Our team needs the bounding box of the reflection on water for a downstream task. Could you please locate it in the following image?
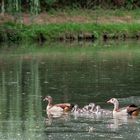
[0,41,140,139]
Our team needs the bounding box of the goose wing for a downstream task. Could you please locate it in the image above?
[48,106,64,112]
[55,103,71,108]
[55,103,72,111]
[127,105,140,116]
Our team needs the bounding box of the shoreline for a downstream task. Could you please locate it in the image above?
[0,9,140,43]
[0,22,140,43]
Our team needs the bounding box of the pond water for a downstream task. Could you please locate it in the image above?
[0,41,140,139]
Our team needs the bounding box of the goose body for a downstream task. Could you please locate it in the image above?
[43,96,73,114]
[88,103,96,113]
[107,98,140,116]
[94,105,102,115]
[71,104,83,115]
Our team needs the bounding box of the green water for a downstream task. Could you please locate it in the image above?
[0,41,140,140]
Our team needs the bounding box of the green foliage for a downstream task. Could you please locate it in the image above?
[44,0,57,5]
[0,22,140,43]
[0,0,140,15]
[30,0,40,14]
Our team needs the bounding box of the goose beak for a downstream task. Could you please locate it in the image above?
[107,100,111,103]
[43,97,47,101]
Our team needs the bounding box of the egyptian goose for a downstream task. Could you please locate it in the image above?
[71,104,83,115]
[94,105,102,115]
[93,105,112,116]
[43,95,73,114]
[107,98,140,116]
[88,103,96,113]
[82,105,90,113]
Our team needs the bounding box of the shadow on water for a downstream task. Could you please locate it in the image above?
[0,41,140,139]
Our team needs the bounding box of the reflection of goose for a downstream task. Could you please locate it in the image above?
[43,96,73,115]
[107,98,140,116]
[46,112,70,125]
[108,115,128,131]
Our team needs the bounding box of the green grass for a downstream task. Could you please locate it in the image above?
[21,22,140,38]
[0,8,140,43]
[1,22,140,42]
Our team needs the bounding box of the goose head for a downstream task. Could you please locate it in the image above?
[107,98,119,111]
[71,104,79,113]
[88,103,96,111]
[107,98,118,104]
[43,95,52,102]
[89,103,95,108]
[96,105,101,111]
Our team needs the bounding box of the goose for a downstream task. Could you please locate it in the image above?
[82,105,90,113]
[43,95,74,114]
[88,103,96,113]
[93,105,112,116]
[107,98,140,116]
[71,104,83,115]
[94,105,102,114]
[71,104,78,113]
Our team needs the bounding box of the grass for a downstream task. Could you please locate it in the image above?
[0,8,140,43]
[5,22,140,41]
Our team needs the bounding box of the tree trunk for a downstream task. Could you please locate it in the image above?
[1,0,5,16]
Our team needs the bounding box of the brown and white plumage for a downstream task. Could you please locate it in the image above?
[43,95,73,114]
[107,98,140,116]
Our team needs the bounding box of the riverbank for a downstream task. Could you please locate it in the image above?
[0,22,140,43]
[1,9,140,24]
[0,9,140,43]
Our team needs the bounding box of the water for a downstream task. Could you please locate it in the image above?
[0,41,140,140]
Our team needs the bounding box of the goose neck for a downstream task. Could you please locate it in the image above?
[113,101,119,111]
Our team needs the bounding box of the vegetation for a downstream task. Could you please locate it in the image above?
[0,1,140,43]
[0,22,140,43]
[0,0,140,16]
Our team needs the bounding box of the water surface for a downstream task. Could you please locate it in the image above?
[0,41,140,139]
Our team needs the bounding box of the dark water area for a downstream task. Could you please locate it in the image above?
[0,41,140,139]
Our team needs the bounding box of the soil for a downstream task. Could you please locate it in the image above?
[0,12,139,25]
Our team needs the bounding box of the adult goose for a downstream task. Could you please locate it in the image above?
[43,95,73,114]
[107,98,140,116]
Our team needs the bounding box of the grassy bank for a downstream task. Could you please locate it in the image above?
[0,9,140,43]
[0,22,140,43]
